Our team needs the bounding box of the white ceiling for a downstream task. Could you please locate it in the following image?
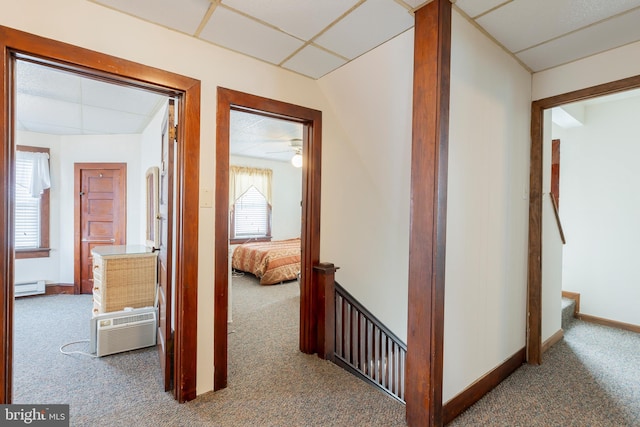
[88,0,640,77]
[457,0,640,72]
[15,1,640,160]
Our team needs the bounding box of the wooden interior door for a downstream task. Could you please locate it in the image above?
[74,163,126,294]
[158,100,175,391]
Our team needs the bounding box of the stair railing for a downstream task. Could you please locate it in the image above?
[314,263,407,403]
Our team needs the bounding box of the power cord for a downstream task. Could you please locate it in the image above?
[60,339,98,358]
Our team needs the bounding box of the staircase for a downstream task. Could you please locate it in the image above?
[561,297,576,330]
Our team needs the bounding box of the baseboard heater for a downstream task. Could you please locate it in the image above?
[89,307,157,357]
[15,280,45,297]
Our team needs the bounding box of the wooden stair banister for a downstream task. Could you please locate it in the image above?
[314,261,407,403]
[314,262,339,360]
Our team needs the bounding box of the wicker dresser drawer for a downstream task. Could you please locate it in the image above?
[91,245,157,315]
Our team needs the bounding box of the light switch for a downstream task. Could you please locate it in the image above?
[200,188,213,208]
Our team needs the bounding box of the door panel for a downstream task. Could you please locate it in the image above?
[75,164,126,295]
[158,99,175,391]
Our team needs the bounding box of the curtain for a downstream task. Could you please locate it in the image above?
[229,166,272,205]
[16,150,51,198]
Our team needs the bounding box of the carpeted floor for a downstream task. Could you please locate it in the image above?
[13,283,639,426]
[13,275,406,426]
[449,319,640,426]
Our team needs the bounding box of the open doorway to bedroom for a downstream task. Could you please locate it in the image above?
[1,26,200,404]
[214,87,322,391]
[12,58,172,406]
[227,110,304,385]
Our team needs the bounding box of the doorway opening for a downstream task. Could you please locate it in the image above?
[527,74,640,363]
[1,27,200,403]
[214,88,322,390]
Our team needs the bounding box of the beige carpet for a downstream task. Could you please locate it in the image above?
[13,274,406,426]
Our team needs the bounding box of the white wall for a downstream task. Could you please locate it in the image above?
[542,109,563,342]
[442,11,531,402]
[230,155,302,240]
[552,96,640,326]
[4,0,535,401]
[2,0,340,395]
[14,132,61,285]
[14,131,145,285]
[532,40,640,100]
[317,26,413,341]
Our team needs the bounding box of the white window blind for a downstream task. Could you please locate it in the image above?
[234,186,268,237]
[15,156,41,248]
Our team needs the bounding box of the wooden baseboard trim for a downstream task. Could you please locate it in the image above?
[561,291,580,315]
[541,329,564,354]
[45,283,75,295]
[443,347,526,424]
[577,313,640,334]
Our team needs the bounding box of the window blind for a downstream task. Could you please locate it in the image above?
[15,156,41,248]
[234,186,268,237]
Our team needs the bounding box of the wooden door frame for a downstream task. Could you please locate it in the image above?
[0,25,200,403]
[527,74,640,364]
[214,87,321,390]
[73,162,127,295]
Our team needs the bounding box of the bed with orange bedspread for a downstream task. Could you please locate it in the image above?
[232,238,301,285]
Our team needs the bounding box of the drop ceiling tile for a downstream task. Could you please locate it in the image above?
[16,94,82,132]
[19,121,83,135]
[283,45,347,79]
[200,6,305,65]
[91,0,211,34]
[314,0,414,60]
[517,7,640,71]
[455,0,511,19]
[478,0,640,53]
[221,0,360,40]
[82,78,165,115]
[82,106,148,134]
[16,61,81,103]
[401,0,430,9]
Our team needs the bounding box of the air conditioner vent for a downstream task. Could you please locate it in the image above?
[112,313,155,326]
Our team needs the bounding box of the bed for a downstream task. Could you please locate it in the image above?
[232,238,301,285]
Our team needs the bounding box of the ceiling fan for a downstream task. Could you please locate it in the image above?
[266,138,303,168]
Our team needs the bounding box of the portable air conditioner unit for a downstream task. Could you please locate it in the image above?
[89,307,157,357]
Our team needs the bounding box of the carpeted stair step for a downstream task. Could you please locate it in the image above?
[561,297,576,330]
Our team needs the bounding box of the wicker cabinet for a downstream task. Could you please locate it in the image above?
[91,245,157,315]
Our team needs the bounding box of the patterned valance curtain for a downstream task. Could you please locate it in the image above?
[16,150,51,198]
[229,166,272,206]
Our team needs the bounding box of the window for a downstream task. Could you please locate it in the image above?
[229,166,272,243]
[234,186,270,238]
[15,146,50,259]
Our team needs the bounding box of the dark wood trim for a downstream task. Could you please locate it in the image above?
[576,313,640,334]
[406,1,451,425]
[314,263,338,361]
[214,87,322,391]
[541,329,564,354]
[0,25,200,403]
[561,290,580,315]
[527,73,640,368]
[45,283,74,295]
[14,145,50,259]
[549,193,565,244]
[527,101,544,365]
[443,348,526,424]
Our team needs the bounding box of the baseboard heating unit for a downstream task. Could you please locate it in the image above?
[15,280,45,297]
[89,307,157,357]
